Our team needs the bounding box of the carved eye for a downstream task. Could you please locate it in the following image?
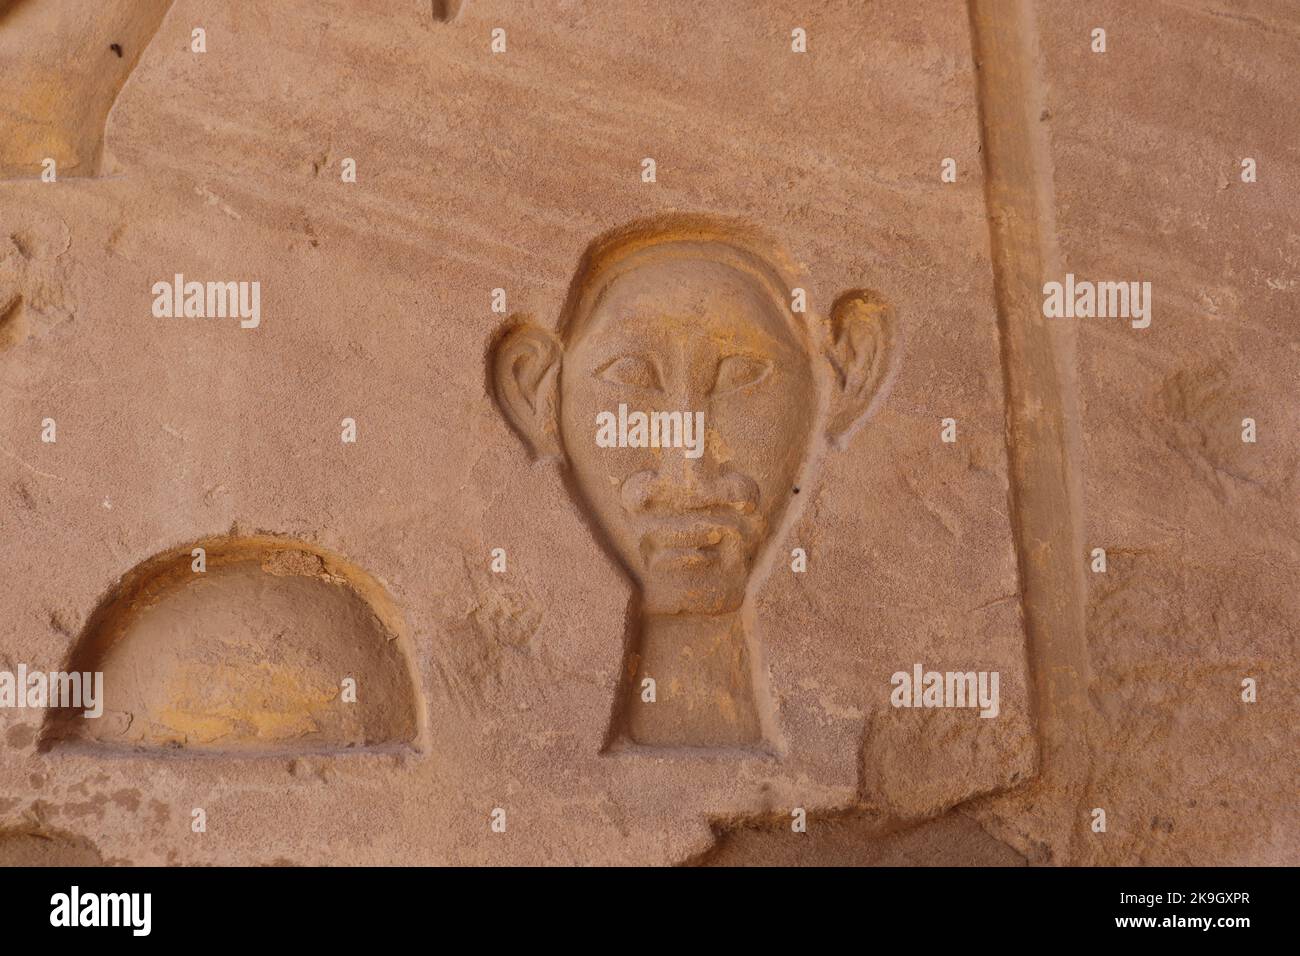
[711,355,772,394]
[596,354,662,390]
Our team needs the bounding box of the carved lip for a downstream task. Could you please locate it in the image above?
[640,520,739,569]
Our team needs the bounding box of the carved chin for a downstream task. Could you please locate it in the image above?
[626,523,760,614]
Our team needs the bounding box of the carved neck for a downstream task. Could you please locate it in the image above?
[619,610,763,749]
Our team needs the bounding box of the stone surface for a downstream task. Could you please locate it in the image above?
[0,0,1293,866]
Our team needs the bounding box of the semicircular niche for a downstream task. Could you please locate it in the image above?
[42,536,422,756]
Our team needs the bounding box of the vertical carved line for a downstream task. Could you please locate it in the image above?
[968,0,1092,859]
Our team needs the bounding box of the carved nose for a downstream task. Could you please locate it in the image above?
[620,464,759,516]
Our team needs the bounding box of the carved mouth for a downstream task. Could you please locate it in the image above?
[639,521,739,570]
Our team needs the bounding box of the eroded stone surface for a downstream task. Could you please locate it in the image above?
[961,0,1299,868]
[0,0,1291,866]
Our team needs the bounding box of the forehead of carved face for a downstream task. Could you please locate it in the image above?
[559,250,819,615]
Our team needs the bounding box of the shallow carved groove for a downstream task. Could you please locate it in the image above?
[967,0,1087,852]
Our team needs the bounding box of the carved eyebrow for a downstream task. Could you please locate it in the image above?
[578,312,804,370]
[714,345,773,360]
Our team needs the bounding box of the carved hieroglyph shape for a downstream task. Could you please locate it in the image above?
[0,0,173,178]
[42,535,423,755]
[491,216,898,751]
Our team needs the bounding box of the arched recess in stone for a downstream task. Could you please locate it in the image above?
[41,535,423,756]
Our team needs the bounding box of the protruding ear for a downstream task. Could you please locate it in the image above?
[490,320,562,460]
[824,289,897,449]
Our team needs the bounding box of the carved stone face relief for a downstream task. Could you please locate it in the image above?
[563,251,817,618]
[492,217,897,752]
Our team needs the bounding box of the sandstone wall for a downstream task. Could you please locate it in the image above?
[0,0,1293,866]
